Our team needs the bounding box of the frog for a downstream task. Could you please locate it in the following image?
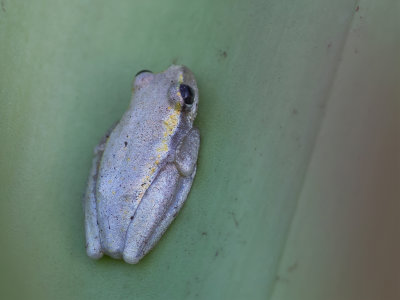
[84,65,200,264]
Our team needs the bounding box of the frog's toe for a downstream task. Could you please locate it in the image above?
[97,214,128,259]
[101,238,124,259]
[122,250,141,264]
[85,218,104,259]
[86,242,103,260]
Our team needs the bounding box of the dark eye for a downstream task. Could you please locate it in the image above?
[135,69,152,76]
[179,84,194,105]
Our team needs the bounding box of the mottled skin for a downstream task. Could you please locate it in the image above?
[84,65,200,264]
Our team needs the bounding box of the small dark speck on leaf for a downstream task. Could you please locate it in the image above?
[327,42,332,49]
[215,250,219,257]
[288,262,298,272]
[130,216,134,220]
[230,212,239,228]
[201,232,207,236]
[292,108,298,115]
[124,141,128,147]
[275,275,289,283]
[217,49,228,59]
[355,5,359,12]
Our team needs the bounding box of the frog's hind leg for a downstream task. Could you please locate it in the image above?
[84,123,117,259]
[122,128,199,264]
[141,166,196,257]
[122,164,182,264]
[84,149,103,259]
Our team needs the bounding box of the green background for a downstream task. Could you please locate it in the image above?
[1,0,399,299]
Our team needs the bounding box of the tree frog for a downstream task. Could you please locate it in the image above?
[84,65,200,264]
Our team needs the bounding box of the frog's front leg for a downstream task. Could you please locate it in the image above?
[175,127,200,176]
[84,124,117,259]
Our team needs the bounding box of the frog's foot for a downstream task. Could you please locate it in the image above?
[122,164,182,264]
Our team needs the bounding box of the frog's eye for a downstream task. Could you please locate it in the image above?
[179,84,194,106]
[135,70,152,76]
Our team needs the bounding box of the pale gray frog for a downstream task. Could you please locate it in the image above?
[84,65,200,264]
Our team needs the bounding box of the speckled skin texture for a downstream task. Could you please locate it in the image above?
[84,65,200,264]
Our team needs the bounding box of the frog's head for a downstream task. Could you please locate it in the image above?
[133,65,199,125]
